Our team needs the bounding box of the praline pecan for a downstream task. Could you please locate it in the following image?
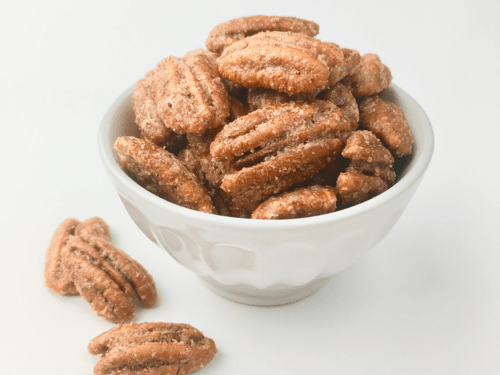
[218,31,345,95]
[114,136,216,214]
[88,322,217,375]
[337,130,396,205]
[358,95,413,157]
[206,15,319,54]
[151,49,230,134]
[62,234,158,323]
[341,53,392,97]
[45,217,114,295]
[252,185,337,219]
[44,218,80,295]
[210,100,349,211]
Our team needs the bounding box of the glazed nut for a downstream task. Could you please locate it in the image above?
[252,185,337,219]
[62,234,158,323]
[88,322,217,375]
[341,53,392,97]
[358,95,413,157]
[218,31,345,95]
[206,15,319,54]
[114,136,216,214]
[151,49,230,134]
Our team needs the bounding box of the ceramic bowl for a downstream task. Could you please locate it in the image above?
[98,84,434,306]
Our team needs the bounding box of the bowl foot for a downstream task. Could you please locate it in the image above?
[198,275,331,306]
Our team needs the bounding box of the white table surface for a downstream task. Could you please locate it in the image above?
[1,1,499,374]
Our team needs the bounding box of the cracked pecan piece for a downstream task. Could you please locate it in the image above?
[62,235,158,323]
[89,322,217,375]
[341,53,392,97]
[206,15,319,54]
[252,185,337,219]
[114,136,215,214]
[151,49,230,134]
[210,100,348,211]
[218,31,345,95]
[358,95,413,157]
[337,130,396,205]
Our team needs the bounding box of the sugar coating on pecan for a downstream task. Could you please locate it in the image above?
[358,95,413,157]
[341,53,392,97]
[62,235,158,323]
[44,218,80,295]
[133,70,172,146]
[74,217,112,243]
[89,322,217,375]
[218,31,344,94]
[323,82,359,128]
[114,136,215,214]
[252,185,337,219]
[206,15,319,54]
[151,49,230,134]
[247,87,320,111]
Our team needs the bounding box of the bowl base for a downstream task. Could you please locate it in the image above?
[198,275,331,306]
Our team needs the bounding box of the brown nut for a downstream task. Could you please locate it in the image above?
[206,15,319,54]
[88,322,217,375]
[252,185,337,219]
[323,82,359,128]
[336,170,389,205]
[151,49,230,134]
[247,87,320,112]
[75,217,112,243]
[62,235,158,323]
[341,53,392,97]
[114,136,216,214]
[218,31,345,95]
[358,95,413,157]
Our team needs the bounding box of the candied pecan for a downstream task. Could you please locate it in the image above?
[210,101,347,210]
[44,218,80,295]
[336,170,389,205]
[133,70,172,147]
[62,235,158,323]
[341,53,392,97]
[247,87,320,111]
[336,130,396,205]
[88,322,217,375]
[206,15,319,54]
[218,31,345,94]
[358,95,413,157]
[323,82,359,128]
[114,136,215,214]
[341,48,362,78]
[151,49,230,134]
[252,185,337,219]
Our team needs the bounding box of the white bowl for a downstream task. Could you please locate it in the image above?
[99,84,434,306]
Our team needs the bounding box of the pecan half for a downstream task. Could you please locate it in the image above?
[218,31,345,95]
[210,100,349,210]
[44,218,80,295]
[152,49,230,134]
[62,235,158,323]
[206,15,319,54]
[341,53,392,97]
[114,136,216,214]
[337,130,396,205]
[358,95,413,157]
[88,322,217,375]
[252,185,337,219]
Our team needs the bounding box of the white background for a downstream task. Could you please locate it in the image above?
[1,0,499,374]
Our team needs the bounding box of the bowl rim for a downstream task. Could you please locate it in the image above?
[99,83,434,231]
